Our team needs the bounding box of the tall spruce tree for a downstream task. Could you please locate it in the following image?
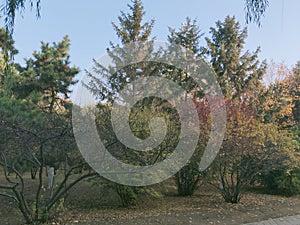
[87,0,155,102]
[87,0,159,207]
[112,0,154,44]
[204,16,266,100]
[167,18,207,196]
[166,18,204,96]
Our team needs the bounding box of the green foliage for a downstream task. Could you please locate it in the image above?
[115,184,139,207]
[112,0,154,44]
[86,1,161,208]
[166,17,204,98]
[92,176,162,207]
[5,36,80,169]
[252,61,300,197]
[0,34,85,224]
[95,101,179,167]
[0,28,18,56]
[204,16,266,100]
[166,18,209,196]
[261,167,300,196]
[0,3,295,224]
[175,163,202,196]
[15,35,79,112]
[87,0,156,102]
[168,17,203,56]
[94,101,178,205]
[203,16,271,203]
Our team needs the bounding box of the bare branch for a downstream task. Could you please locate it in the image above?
[0,192,18,202]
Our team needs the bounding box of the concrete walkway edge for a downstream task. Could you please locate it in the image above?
[244,214,300,225]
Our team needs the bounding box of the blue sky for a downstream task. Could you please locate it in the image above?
[11,0,300,71]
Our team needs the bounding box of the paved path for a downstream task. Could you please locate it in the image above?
[245,215,300,225]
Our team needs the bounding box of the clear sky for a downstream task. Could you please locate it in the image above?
[10,0,300,71]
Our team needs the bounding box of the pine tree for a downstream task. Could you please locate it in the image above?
[15,36,79,113]
[0,35,88,223]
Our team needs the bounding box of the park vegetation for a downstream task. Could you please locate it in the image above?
[0,0,299,224]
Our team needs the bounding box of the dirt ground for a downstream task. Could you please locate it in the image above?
[1,178,300,225]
